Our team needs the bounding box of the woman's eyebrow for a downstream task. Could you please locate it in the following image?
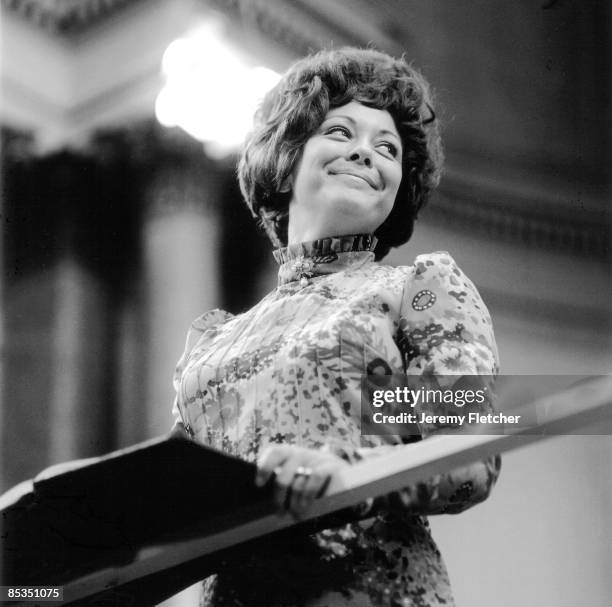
[321,114,355,127]
[378,128,401,142]
[323,115,401,141]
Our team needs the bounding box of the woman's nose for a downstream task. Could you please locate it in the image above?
[348,143,373,166]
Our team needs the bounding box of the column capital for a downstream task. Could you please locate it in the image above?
[89,120,231,219]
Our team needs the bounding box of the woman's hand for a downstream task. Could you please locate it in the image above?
[255,444,349,520]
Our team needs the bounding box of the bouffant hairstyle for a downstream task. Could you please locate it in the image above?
[238,47,443,260]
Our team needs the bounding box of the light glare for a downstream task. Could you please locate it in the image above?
[155,23,280,155]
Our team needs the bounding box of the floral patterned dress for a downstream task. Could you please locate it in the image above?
[172,234,501,607]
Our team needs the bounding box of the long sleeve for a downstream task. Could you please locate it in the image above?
[394,252,500,513]
[339,252,501,516]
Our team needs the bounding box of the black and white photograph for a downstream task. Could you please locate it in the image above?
[1,1,611,606]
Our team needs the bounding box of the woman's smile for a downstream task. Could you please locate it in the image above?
[328,168,381,190]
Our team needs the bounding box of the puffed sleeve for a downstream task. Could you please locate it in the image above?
[171,309,235,438]
[392,251,501,513]
[339,252,501,516]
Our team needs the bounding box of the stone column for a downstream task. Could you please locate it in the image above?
[48,256,111,463]
[141,149,224,439]
[138,137,225,607]
[2,145,117,487]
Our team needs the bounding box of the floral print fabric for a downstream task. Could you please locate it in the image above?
[172,234,501,607]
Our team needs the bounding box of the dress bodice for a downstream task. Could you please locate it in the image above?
[172,235,500,607]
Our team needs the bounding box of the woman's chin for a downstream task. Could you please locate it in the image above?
[326,200,390,233]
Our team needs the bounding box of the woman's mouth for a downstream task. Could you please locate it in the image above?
[329,170,380,190]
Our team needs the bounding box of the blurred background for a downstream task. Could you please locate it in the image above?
[1,0,611,605]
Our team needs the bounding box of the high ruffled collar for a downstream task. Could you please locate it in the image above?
[273,234,377,286]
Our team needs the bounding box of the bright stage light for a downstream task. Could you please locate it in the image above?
[155,22,281,157]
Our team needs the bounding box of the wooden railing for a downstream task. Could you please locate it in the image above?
[5,375,612,606]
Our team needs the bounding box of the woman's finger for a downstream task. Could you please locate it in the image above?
[315,474,332,498]
[274,471,299,513]
[255,446,348,517]
[287,467,311,516]
[289,467,316,518]
[259,451,299,512]
[255,444,291,487]
[272,457,304,512]
[294,468,333,516]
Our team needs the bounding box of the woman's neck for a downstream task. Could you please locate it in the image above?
[287,211,368,245]
[287,210,327,245]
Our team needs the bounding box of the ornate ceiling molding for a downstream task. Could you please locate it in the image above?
[429,169,610,260]
[206,0,352,58]
[1,0,400,50]
[1,0,142,34]
[3,0,608,261]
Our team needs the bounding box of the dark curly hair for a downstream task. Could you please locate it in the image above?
[238,47,443,260]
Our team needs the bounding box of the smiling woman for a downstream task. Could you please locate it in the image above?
[239,47,443,260]
[171,48,500,606]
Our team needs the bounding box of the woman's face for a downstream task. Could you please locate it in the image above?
[287,101,403,242]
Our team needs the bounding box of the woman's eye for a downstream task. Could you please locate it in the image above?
[325,126,351,138]
[378,142,399,158]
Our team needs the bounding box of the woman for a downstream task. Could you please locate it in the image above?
[172,47,500,607]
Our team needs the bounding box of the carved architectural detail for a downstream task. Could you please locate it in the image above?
[430,171,610,259]
[208,0,355,57]
[1,0,142,33]
[201,1,612,261]
[4,0,608,259]
[90,120,227,218]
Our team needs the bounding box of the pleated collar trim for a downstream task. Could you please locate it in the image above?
[273,234,377,286]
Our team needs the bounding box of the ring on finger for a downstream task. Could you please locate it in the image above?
[289,468,311,512]
[294,466,313,479]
